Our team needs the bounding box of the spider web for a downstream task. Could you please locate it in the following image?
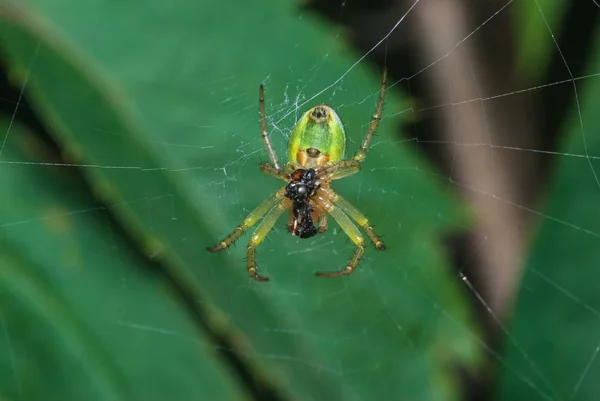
[0,0,599,400]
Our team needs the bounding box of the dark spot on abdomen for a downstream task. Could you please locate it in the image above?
[311,106,328,120]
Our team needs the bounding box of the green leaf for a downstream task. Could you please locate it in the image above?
[0,0,481,399]
[514,0,569,82]
[497,23,600,401]
[0,124,246,401]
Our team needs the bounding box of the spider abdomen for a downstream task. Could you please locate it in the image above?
[287,105,346,168]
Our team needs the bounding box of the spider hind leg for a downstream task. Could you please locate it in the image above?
[245,197,290,281]
[314,200,366,277]
[207,188,286,252]
[316,244,365,278]
[321,187,386,251]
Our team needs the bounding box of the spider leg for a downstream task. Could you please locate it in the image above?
[318,159,361,181]
[260,162,288,181]
[354,67,387,164]
[314,69,387,183]
[314,199,365,278]
[320,187,385,250]
[207,188,286,252]
[286,208,294,233]
[247,198,291,281]
[317,214,328,233]
[260,84,281,170]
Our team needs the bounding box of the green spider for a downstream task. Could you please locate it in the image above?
[207,68,388,281]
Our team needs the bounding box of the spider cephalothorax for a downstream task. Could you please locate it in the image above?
[208,68,388,281]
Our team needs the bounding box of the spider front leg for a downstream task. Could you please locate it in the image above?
[315,68,387,182]
[259,84,281,170]
[354,67,387,163]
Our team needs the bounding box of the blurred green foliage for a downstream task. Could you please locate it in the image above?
[0,0,478,400]
[0,124,246,401]
[497,22,600,401]
[1,0,599,401]
[514,0,568,82]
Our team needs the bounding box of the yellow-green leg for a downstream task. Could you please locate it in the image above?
[317,69,387,175]
[260,162,288,181]
[354,67,386,163]
[207,188,285,252]
[259,84,281,170]
[315,200,365,277]
[317,214,328,233]
[247,199,291,281]
[319,159,361,181]
[321,187,386,251]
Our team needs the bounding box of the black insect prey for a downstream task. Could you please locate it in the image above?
[284,168,320,239]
